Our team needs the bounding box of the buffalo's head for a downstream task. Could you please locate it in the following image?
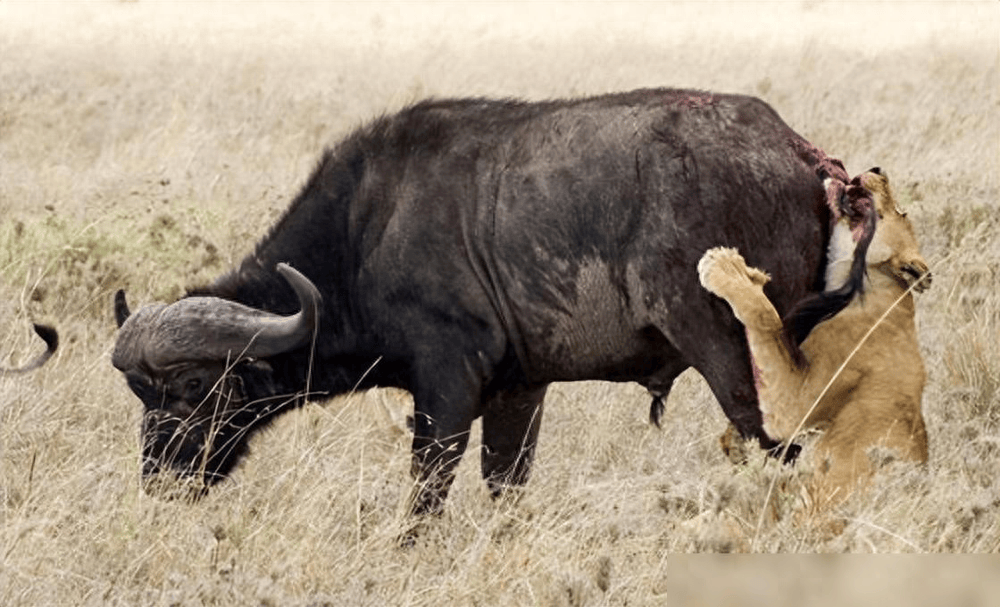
[112,263,321,498]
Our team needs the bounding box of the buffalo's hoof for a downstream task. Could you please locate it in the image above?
[766,442,802,465]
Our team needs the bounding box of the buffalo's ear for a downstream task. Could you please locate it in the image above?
[114,290,131,328]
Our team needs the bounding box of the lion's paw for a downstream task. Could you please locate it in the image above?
[698,247,769,301]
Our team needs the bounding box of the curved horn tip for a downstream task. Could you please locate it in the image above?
[114,289,131,328]
[275,262,303,282]
[231,263,321,359]
[275,263,322,305]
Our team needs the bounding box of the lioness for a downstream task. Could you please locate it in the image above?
[699,168,930,506]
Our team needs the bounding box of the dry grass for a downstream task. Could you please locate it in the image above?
[1,1,998,604]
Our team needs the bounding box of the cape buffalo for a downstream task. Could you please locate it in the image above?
[113,88,847,515]
[2,324,58,376]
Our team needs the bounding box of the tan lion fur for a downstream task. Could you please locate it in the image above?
[699,170,930,508]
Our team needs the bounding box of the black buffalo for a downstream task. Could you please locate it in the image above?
[2,324,58,376]
[113,89,844,515]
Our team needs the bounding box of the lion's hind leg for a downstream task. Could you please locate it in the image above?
[809,392,929,509]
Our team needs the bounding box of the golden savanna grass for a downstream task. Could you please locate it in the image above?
[2,1,998,604]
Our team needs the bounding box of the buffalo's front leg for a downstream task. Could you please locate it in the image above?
[480,384,548,497]
[407,357,482,517]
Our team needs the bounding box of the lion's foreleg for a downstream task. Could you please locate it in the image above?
[699,248,808,441]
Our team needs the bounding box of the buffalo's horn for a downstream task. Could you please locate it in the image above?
[242,263,322,358]
[138,263,322,368]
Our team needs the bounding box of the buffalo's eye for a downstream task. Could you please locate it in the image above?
[162,365,215,401]
[185,378,204,396]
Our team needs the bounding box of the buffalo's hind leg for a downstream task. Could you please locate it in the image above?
[698,247,809,443]
[654,305,774,458]
[480,384,548,499]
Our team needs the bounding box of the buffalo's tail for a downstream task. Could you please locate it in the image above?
[0,324,58,376]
